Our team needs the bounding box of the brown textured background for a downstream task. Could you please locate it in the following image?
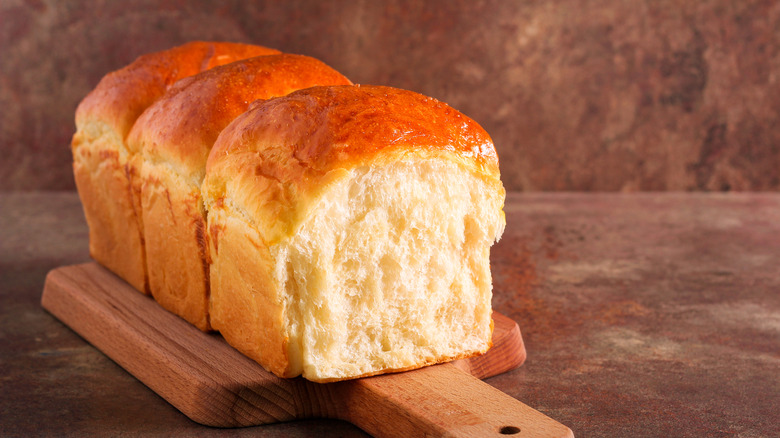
[1,0,779,192]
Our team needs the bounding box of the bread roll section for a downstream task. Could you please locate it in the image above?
[71,41,279,294]
[202,85,506,382]
[127,54,351,331]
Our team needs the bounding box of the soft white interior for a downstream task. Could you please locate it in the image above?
[271,158,505,381]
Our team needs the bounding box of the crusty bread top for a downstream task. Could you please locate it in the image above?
[203,84,501,245]
[74,41,279,147]
[128,54,352,184]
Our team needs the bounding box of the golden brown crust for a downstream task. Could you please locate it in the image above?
[133,54,351,330]
[75,41,280,146]
[203,85,501,244]
[130,54,352,182]
[72,41,279,294]
[207,84,499,180]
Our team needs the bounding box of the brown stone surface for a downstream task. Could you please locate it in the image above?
[2,192,778,437]
[2,1,779,191]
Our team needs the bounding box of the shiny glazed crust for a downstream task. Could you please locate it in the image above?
[71,41,279,293]
[128,54,351,330]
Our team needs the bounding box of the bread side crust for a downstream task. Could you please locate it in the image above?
[72,126,147,292]
[142,161,211,330]
[208,207,297,377]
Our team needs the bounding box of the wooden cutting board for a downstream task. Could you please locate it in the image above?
[41,262,573,438]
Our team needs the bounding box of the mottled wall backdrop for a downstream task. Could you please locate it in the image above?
[2,0,779,191]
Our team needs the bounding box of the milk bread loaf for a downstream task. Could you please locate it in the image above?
[202,85,506,382]
[71,42,279,293]
[127,55,351,331]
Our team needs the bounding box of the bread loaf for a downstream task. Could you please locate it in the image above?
[202,85,506,382]
[74,43,506,382]
[127,54,351,331]
[71,42,279,294]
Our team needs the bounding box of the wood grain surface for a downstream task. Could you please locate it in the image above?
[41,262,572,437]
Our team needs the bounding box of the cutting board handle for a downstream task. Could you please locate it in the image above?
[336,362,574,438]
